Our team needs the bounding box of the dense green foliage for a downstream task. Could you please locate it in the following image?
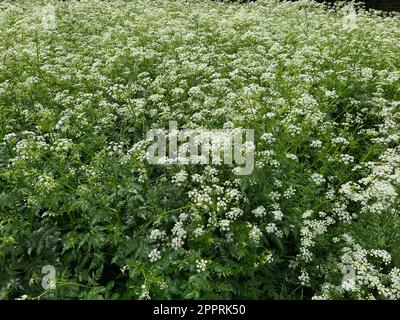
[0,0,399,300]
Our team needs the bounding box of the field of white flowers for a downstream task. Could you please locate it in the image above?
[0,0,399,300]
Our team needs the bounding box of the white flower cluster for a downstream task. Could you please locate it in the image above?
[313,236,400,300]
[299,269,310,286]
[225,207,243,220]
[148,248,161,263]
[251,206,266,218]
[172,170,188,186]
[2,0,399,300]
[35,174,57,195]
[149,229,166,241]
[311,173,325,186]
[196,259,209,273]
[299,214,335,262]
[249,225,263,244]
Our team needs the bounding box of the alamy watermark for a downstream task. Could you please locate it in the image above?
[145,121,255,175]
[41,264,56,290]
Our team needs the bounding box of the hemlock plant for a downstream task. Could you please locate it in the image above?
[0,0,399,300]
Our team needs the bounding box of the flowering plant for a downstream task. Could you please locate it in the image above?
[0,0,399,300]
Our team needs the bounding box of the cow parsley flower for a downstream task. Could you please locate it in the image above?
[311,173,325,186]
[310,140,323,148]
[249,225,262,243]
